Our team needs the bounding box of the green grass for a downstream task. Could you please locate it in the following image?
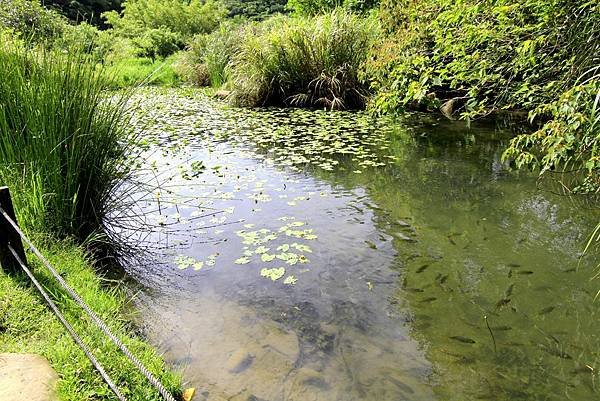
[0,39,182,400]
[230,9,379,109]
[105,55,181,89]
[0,237,181,401]
[0,41,132,240]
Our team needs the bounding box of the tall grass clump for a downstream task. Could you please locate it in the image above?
[0,40,134,241]
[231,9,379,110]
[177,21,248,87]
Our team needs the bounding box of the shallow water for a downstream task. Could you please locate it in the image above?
[112,88,599,401]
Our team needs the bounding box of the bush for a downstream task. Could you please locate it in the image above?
[132,27,183,60]
[0,42,134,240]
[231,10,379,109]
[287,0,378,15]
[102,0,226,59]
[503,75,600,193]
[224,0,288,20]
[177,21,248,87]
[365,0,600,120]
[103,0,226,40]
[0,0,68,43]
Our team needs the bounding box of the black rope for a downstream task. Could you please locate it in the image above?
[7,244,127,401]
[0,207,176,401]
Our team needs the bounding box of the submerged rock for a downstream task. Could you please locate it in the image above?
[226,350,255,374]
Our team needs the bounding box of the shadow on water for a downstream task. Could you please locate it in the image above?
[109,88,599,401]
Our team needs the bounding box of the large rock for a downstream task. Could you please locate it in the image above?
[0,353,58,401]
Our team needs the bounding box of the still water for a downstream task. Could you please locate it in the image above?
[112,88,599,401]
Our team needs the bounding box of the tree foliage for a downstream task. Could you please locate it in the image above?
[366,0,600,119]
[223,0,288,20]
[44,0,122,27]
[287,0,377,15]
[102,0,226,58]
[0,0,67,42]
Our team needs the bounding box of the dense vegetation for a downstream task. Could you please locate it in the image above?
[368,0,600,194]
[45,0,122,27]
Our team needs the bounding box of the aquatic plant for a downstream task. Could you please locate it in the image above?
[230,9,380,110]
[0,41,134,240]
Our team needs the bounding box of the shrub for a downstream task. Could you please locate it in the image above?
[0,42,134,240]
[287,0,378,15]
[224,0,288,20]
[231,10,379,109]
[102,0,226,59]
[103,0,226,40]
[177,21,248,87]
[503,74,600,194]
[0,0,68,43]
[365,0,600,120]
[132,27,183,60]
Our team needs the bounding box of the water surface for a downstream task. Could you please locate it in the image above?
[112,89,599,401]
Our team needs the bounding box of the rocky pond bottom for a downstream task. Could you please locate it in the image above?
[109,88,599,401]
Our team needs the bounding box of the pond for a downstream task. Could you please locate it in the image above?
[110,88,599,401]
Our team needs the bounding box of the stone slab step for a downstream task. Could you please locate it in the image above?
[0,353,58,401]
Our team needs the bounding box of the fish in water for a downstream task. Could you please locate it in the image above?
[365,240,377,250]
[448,236,457,246]
[540,345,572,360]
[508,263,521,267]
[504,284,515,298]
[395,232,415,242]
[515,270,534,275]
[491,325,512,331]
[449,336,476,344]
[396,219,412,228]
[495,298,511,310]
[419,297,437,303]
[416,264,429,273]
[405,287,424,293]
[539,306,556,315]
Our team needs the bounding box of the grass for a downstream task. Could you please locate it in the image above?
[0,39,182,399]
[176,22,247,88]
[0,41,133,241]
[230,10,379,110]
[0,237,181,401]
[177,9,380,109]
[105,55,182,89]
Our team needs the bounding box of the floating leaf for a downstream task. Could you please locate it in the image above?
[284,276,298,285]
[261,267,286,281]
[261,253,276,262]
[235,257,251,265]
[291,243,312,253]
[255,246,270,254]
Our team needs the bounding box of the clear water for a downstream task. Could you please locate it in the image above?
[112,89,599,401]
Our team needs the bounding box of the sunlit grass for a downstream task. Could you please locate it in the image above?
[0,41,134,240]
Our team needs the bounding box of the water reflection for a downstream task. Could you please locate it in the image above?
[112,89,599,401]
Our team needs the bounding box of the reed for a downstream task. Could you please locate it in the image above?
[0,41,134,241]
